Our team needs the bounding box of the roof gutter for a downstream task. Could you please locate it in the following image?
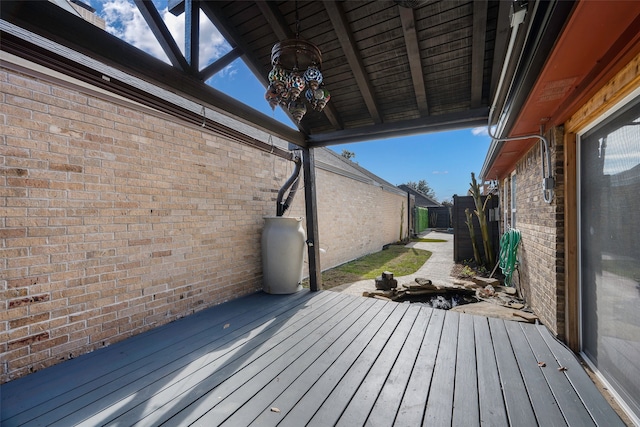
[480,0,576,181]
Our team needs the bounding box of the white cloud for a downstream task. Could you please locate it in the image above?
[471,126,489,136]
[432,171,449,174]
[100,0,229,68]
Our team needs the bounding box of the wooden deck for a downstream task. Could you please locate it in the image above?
[1,290,624,426]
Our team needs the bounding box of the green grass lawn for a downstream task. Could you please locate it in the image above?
[309,244,432,290]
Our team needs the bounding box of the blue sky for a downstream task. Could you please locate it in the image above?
[87,0,491,202]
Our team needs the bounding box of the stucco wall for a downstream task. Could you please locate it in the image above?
[509,126,565,338]
[0,65,407,382]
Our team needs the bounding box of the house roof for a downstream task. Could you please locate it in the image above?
[398,184,441,207]
[0,1,574,149]
[480,1,640,181]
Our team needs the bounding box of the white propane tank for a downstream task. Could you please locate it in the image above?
[261,216,306,294]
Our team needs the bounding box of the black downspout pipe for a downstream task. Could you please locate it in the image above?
[276,153,302,216]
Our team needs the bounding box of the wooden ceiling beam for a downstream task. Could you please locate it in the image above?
[184,0,199,72]
[471,0,488,109]
[307,108,489,146]
[133,0,190,72]
[323,0,383,125]
[256,1,294,40]
[399,7,429,117]
[198,46,242,81]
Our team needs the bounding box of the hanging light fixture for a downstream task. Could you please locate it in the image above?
[265,3,330,123]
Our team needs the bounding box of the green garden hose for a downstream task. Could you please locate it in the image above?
[499,228,521,286]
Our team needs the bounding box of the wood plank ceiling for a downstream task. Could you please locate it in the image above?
[1,0,511,147]
[198,0,506,145]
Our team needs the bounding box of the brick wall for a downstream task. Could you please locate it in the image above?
[510,126,565,337]
[312,169,406,271]
[0,65,406,382]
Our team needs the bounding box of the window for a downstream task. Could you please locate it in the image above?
[510,172,517,229]
[502,173,517,230]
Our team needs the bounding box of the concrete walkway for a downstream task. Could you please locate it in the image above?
[329,230,455,297]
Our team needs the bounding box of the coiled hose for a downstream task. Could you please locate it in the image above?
[499,228,521,286]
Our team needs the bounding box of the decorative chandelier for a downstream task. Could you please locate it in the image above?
[265,7,330,123]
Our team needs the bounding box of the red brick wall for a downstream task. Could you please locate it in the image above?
[0,65,406,382]
[509,126,565,337]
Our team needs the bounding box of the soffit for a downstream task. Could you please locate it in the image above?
[484,1,640,180]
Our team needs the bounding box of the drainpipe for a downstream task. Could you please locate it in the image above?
[485,1,555,204]
[276,152,302,216]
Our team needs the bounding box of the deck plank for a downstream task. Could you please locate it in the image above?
[503,320,567,426]
[473,315,508,426]
[452,313,479,427]
[190,295,374,425]
[539,326,626,426]
[54,291,340,426]
[365,306,434,427]
[489,317,537,425]
[111,291,353,427]
[3,290,321,426]
[1,290,312,417]
[423,310,460,425]
[394,308,446,426]
[335,305,422,426]
[305,303,412,426]
[219,297,388,427]
[522,323,600,426]
[249,299,397,427]
[0,291,625,427]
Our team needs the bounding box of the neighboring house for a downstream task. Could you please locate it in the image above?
[479,2,640,422]
[398,184,450,230]
[397,184,440,208]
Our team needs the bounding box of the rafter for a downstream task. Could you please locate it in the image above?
[198,46,242,81]
[399,7,429,117]
[471,0,488,109]
[256,1,293,40]
[133,0,190,72]
[199,2,267,87]
[307,108,489,146]
[323,0,382,125]
[184,0,199,72]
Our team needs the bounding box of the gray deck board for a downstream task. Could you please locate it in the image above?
[423,310,459,425]
[521,323,600,426]
[335,305,421,426]
[473,315,508,426]
[489,316,537,425]
[181,294,371,425]
[394,307,445,426]
[452,313,479,427]
[366,306,433,427]
[305,303,411,426]
[0,290,625,427]
[504,319,567,426]
[541,327,626,426]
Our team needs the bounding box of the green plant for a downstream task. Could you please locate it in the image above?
[465,207,482,266]
[469,172,495,268]
[460,265,475,278]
